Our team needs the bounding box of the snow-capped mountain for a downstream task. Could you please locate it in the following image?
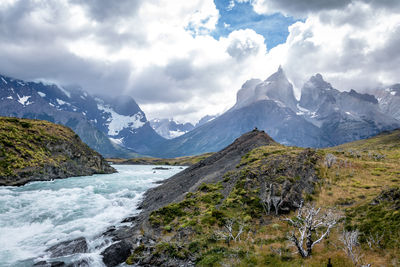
[298,74,399,145]
[150,118,194,139]
[149,114,219,140]
[0,74,164,157]
[371,84,400,120]
[151,67,400,157]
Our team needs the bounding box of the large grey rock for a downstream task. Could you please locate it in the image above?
[45,237,88,258]
[101,240,131,267]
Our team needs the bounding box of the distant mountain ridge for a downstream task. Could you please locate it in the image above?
[150,119,194,139]
[0,74,164,157]
[150,67,400,157]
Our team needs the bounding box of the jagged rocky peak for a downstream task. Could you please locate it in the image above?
[96,95,144,117]
[195,114,218,127]
[299,73,337,111]
[347,89,378,104]
[233,78,262,110]
[232,66,297,111]
[254,66,298,111]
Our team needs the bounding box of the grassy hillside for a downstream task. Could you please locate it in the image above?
[107,153,214,166]
[126,130,400,266]
[0,116,115,185]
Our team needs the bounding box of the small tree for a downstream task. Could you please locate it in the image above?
[284,202,341,257]
[215,219,245,246]
[340,230,371,267]
[260,183,283,215]
[325,153,337,168]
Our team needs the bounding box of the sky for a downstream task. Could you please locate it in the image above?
[0,0,400,123]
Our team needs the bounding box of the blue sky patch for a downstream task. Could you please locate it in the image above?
[213,0,300,50]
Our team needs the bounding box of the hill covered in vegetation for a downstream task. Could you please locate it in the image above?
[104,129,400,267]
[0,117,116,186]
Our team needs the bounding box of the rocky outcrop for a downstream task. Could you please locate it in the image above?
[0,117,116,186]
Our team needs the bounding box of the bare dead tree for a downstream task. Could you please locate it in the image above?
[340,229,372,267]
[340,230,363,266]
[272,196,283,215]
[283,202,341,257]
[261,183,284,215]
[366,231,384,249]
[325,153,337,168]
[260,182,272,215]
[215,219,245,246]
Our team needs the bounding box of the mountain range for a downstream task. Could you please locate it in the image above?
[1,68,399,158]
[151,67,400,157]
[0,75,164,157]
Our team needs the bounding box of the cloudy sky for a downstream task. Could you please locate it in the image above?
[1,0,400,123]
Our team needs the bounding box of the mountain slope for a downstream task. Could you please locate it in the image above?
[0,117,115,186]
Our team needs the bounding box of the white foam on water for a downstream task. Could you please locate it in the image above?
[0,165,184,266]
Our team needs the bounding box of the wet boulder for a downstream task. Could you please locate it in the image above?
[45,237,88,258]
[101,240,131,267]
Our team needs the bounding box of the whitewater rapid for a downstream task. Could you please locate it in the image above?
[0,165,184,266]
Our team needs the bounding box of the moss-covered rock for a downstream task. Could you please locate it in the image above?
[0,116,115,186]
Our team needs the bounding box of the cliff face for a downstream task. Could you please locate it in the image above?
[0,117,116,186]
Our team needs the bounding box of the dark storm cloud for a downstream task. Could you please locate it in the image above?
[130,58,229,105]
[0,39,132,96]
[164,59,195,81]
[71,0,143,22]
[0,0,80,42]
[0,0,145,95]
[253,0,400,17]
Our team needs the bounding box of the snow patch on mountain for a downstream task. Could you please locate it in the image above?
[1,77,7,84]
[169,130,187,138]
[97,103,145,136]
[17,95,32,106]
[109,137,124,145]
[56,99,70,106]
[37,92,46,97]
